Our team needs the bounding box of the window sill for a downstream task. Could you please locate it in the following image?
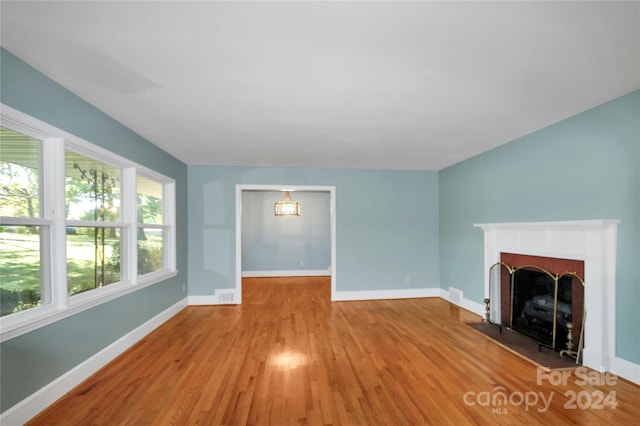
[0,270,178,343]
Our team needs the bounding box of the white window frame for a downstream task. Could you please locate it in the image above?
[0,105,177,342]
[135,170,176,281]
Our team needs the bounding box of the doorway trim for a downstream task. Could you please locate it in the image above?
[235,184,337,303]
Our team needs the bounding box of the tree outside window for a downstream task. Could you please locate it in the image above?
[65,150,121,295]
[137,175,164,275]
[0,127,44,316]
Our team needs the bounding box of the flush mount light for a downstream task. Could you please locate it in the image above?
[274,191,300,217]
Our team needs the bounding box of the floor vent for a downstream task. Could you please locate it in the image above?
[449,287,463,306]
[217,292,235,303]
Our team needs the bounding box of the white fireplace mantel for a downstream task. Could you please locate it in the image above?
[474,219,621,373]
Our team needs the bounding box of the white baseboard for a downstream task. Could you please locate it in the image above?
[612,356,640,386]
[0,298,188,426]
[188,295,219,305]
[242,269,330,277]
[189,288,241,305]
[333,287,442,301]
[441,287,485,317]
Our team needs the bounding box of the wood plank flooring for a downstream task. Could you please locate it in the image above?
[29,277,640,425]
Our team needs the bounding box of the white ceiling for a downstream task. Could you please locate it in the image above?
[1,1,639,170]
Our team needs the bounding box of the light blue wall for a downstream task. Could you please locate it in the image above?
[189,166,440,294]
[242,191,331,272]
[0,49,189,412]
[439,90,640,364]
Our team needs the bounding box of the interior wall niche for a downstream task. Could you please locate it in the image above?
[490,253,585,357]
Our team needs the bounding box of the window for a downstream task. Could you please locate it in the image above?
[137,175,165,276]
[0,106,176,341]
[65,150,122,295]
[0,127,48,316]
[0,127,40,218]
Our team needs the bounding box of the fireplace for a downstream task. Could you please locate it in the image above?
[474,220,620,373]
[493,253,585,356]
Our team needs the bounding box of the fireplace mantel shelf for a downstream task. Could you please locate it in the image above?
[474,219,621,231]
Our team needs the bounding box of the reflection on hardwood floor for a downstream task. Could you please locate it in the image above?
[29,277,640,425]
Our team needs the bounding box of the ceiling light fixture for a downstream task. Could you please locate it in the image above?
[274,191,300,217]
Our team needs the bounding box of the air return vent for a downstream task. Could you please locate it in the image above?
[449,287,463,306]
[216,291,235,304]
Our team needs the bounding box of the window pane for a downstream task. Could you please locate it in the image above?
[66,151,120,221]
[138,227,164,275]
[137,175,163,224]
[0,225,43,316]
[0,127,40,218]
[67,227,121,295]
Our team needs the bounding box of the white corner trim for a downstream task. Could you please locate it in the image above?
[612,356,640,386]
[0,298,188,426]
[242,269,331,278]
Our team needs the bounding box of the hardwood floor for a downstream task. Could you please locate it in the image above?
[29,277,639,425]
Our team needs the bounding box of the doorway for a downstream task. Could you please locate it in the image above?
[235,184,337,303]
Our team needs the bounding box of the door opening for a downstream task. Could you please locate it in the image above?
[235,184,337,303]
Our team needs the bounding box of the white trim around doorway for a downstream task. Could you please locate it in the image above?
[235,184,337,303]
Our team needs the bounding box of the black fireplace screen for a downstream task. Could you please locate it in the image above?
[487,262,585,354]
